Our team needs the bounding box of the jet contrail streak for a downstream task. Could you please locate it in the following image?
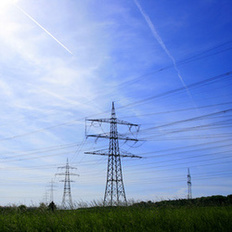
[134,0,194,100]
[14,4,73,55]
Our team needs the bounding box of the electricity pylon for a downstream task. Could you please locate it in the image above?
[187,168,192,199]
[85,102,142,206]
[48,179,56,203]
[42,190,49,205]
[56,159,78,209]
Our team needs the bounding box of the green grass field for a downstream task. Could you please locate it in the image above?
[0,204,231,232]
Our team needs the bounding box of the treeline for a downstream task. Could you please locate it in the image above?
[0,194,231,211]
[132,194,232,208]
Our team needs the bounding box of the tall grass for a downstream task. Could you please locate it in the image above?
[0,205,231,231]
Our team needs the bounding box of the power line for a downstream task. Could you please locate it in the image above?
[116,71,232,110]
[140,108,232,133]
[123,101,232,118]
[0,71,230,145]
[90,40,232,95]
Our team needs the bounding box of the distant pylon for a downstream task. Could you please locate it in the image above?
[187,168,192,199]
[56,159,78,209]
[43,190,49,205]
[85,102,142,206]
[48,179,56,203]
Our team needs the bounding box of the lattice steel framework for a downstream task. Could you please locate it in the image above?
[48,179,56,203]
[56,159,78,209]
[85,102,141,206]
[187,168,192,199]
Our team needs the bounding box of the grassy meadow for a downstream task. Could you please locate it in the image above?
[0,201,231,231]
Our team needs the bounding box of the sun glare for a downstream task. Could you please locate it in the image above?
[0,0,19,20]
[0,0,18,9]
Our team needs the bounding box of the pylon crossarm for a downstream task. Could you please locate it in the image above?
[85,148,108,153]
[60,180,75,182]
[84,151,142,158]
[67,166,78,169]
[86,118,139,127]
[120,154,142,158]
[69,173,79,176]
[84,152,108,156]
[87,134,139,142]
[57,166,77,169]
[87,133,108,138]
[115,119,139,128]
[55,173,65,176]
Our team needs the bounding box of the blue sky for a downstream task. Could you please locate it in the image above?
[0,0,231,206]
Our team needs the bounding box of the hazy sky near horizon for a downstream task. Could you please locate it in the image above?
[0,0,231,206]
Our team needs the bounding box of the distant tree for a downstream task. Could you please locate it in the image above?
[39,202,47,212]
[48,201,56,212]
[227,194,232,204]
[18,204,27,212]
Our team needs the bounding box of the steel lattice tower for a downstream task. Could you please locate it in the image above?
[85,102,141,206]
[187,168,192,199]
[104,103,126,205]
[48,179,56,203]
[56,159,78,209]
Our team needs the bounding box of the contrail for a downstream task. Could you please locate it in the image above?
[134,0,193,100]
[14,4,73,55]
